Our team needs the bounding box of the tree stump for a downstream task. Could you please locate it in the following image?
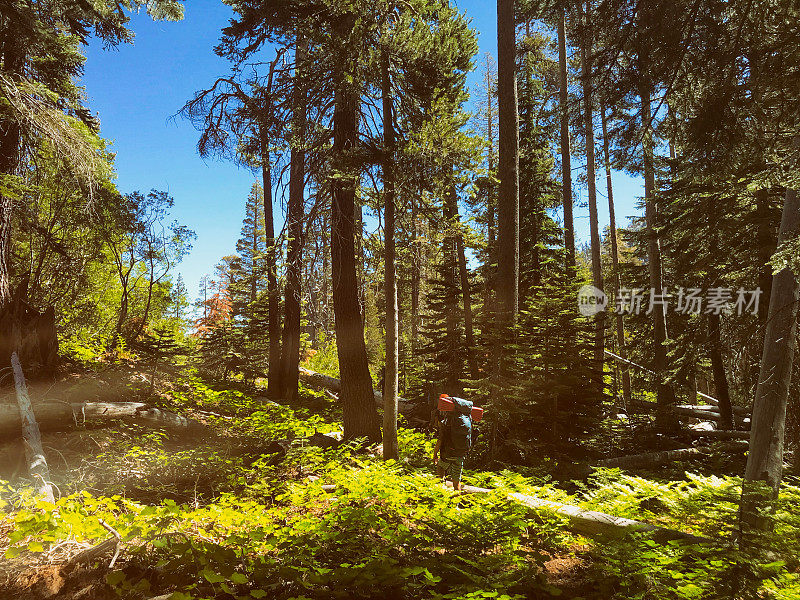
[0,281,58,379]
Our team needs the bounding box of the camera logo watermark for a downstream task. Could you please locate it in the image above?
[577,287,761,316]
[578,285,608,316]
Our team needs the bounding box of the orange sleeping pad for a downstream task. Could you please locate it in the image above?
[438,394,484,422]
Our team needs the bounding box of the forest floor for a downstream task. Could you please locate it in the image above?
[0,359,798,599]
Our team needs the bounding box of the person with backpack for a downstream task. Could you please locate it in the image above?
[433,395,475,491]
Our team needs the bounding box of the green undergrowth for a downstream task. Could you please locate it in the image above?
[2,381,799,599]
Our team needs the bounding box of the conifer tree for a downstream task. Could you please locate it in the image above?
[231,184,267,320]
[172,274,189,324]
[276,35,308,403]
[496,0,520,331]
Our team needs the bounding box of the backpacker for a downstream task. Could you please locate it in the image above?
[444,396,473,457]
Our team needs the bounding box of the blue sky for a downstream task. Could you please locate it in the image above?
[82,1,643,302]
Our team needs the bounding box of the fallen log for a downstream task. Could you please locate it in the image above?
[501,487,713,544]
[597,447,707,469]
[675,404,749,416]
[12,352,55,502]
[604,351,725,410]
[63,519,121,570]
[63,537,118,570]
[319,480,714,544]
[0,401,202,439]
[595,442,749,470]
[298,367,414,413]
[673,406,731,421]
[626,400,749,421]
[685,429,750,440]
[456,483,713,544]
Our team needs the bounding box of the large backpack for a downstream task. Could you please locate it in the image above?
[445,397,473,457]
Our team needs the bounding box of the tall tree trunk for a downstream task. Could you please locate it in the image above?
[137,256,156,339]
[601,106,631,404]
[521,39,542,291]
[0,193,12,307]
[485,54,497,318]
[322,202,331,333]
[331,41,382,442]
[640,80,677,428]
[744,184,800,493]
[278,37,307,402]
[411,195,420,353]
[442,184,461,392]
[0,48,23,308]
[261,52,283,399]
[496,0,520,326]
[114,282,129,344]
[447,175,477,380]
[707,311,733,429]
[558,8,576,272]
[381,52,399,460]
[356,203,366,327]
[250,195,258,305]
[756,189,775,324]
[263,127,282,398]
[580,1,604,382]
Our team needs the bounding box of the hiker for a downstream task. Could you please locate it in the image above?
[433,395,476,491]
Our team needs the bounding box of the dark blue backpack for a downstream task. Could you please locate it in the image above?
[446,397,473,456]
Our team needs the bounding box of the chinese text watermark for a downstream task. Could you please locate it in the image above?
[578,286,761,317]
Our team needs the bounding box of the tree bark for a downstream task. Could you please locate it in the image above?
[755,189,775,324]
[744,185,800,493]
[11,352,55,502]
[261,52,284,399]
[496,0,520,324]
[484,54,497,320]
[558,8,576,272]
[640,81,677,428]
[411,195,420,353]
[0,47,24,308]
[331,39,381,442]
[601,107,631,404]
[580,1,604,379]
[277,37,307,403]
[381,50,399,461]
[0,283,59,376]
[446,175,477,380]
[707,311,733,429]
[442,182,461,392]
[262,127,282,399]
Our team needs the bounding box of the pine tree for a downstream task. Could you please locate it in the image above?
[231,184,267,320]
[496,0,520,330]
[172,274,189,324]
